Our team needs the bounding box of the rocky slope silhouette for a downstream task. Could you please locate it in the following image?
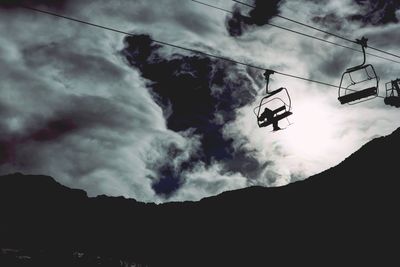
[1,128,400,266]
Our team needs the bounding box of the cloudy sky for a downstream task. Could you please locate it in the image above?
[1,0,400,203]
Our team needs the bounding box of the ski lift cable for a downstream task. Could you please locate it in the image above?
[191,0,400,64]
[18,5,264,69]
[231,0,400,60]
[19,5,385,99]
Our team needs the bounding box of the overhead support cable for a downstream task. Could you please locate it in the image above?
[19,5,384,98]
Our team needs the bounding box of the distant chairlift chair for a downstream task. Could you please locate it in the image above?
[338,37,379,105]
[384,78,400,108]
[254,70,293,131]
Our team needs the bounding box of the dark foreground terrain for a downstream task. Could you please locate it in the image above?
[1,128,400,266]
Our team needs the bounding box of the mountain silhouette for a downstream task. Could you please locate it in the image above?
[1,128,400,266]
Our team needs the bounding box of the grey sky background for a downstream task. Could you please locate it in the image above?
[1,0,399,202]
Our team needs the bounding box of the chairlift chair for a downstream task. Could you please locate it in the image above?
[384,79,400,107]
[338,37,379,105]
[254,70,293,129]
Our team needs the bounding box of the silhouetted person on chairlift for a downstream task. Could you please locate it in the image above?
[258,107,281,131]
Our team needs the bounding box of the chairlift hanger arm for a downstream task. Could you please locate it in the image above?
[263,69,275,94]
[350,37,368,69]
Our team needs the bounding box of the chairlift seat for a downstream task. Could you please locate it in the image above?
[272,105,286,114]
[338,86,377,104]
[258,106,286,121]
[259,111,292,127]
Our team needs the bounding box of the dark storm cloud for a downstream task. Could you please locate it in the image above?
[349,0,400,25]
[227,0,400,39]
[0,0,69,10]
[312,0,400,28]
[226,8,253,37]
[122,34,261,197]
[226,0,284,37]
